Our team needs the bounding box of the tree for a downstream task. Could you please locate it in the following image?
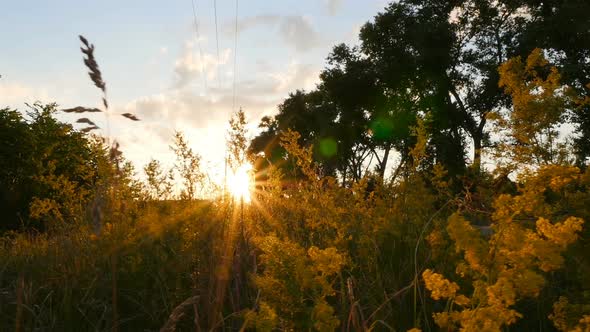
[0,107,36,230]
[251,0,590,181]
[143,159,174,200]
[249,90,331,181]
[321,43,420,181]
[0,103,100,231]
[227,108,248,171]
[494,48,571,167]
[170,131,204,201]
[515,0,590,164]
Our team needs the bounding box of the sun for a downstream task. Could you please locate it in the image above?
[228,163,253,203]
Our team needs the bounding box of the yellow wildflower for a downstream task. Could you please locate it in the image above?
[422,269,459,300]
[454,295,470,307]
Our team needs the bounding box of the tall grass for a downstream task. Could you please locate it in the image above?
[1,36,588,332]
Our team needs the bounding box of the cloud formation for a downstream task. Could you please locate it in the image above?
[0,82,50,108]
[174,41,231,88]
[233,15,321,52]
[268,63,320,93]
[324,0,344,15]
[124,62,319,130]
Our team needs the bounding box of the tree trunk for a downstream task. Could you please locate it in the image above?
[378,145,391,180]
[471,118,486,173]
[473,135,482,173]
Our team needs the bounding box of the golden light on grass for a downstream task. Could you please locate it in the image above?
[228,163,253,203]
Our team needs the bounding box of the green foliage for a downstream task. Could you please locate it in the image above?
[2,1,590,331]
[170,131,204,200]
[227,108,248,171]
[143,159,174,200]
[1,102,589,330]
[0,103,100,231]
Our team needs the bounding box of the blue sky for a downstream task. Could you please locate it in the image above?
[1,0,389,183]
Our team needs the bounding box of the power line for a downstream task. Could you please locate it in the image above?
[232,0,239,112]
[213,0,222,89]
[190,0,207,93]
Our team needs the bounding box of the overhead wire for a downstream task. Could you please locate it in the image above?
[213,0,222,89]
[190,0,208,93]
[232,0,239,113]
[209,0,241,197]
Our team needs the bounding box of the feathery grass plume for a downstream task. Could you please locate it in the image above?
[79,35,140,121]
[121,113,140,121]
[79,35,106,94]
[74,36,143,332]
[80,126,99,133]
[76,118,97,126]
[62,106,102,113]
[65,35,140,134]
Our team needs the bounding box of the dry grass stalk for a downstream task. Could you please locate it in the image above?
[111,254,118,332]
[346,277,366,331]
[159,296,200,332]
[15,272,24,332]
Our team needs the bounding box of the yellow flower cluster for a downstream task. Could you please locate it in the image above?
[424,164,586,331]
[549,297,590,332]
[536,216,584,248]
[252,235,345,330]
[422,269,459,300]
[244,302,278,332]
[549,296,569,331]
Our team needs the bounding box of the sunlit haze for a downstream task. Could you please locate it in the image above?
[0,0,388,185]
[2,0,589,330]
[228,163,253,203]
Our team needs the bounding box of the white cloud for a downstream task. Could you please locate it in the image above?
[279,16,321,52]
[174,41,231,88]
[0,82,50,108]
[324,0,344,15]
[232,15,321,52]
[116,91,274,184]
[118,59,321,149]
[268,62,320,93]
[349,23,363,44]
[236,14,281,30]
[104,36,322,185]
[121,89,271,133]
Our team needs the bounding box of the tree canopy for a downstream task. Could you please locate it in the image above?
[250,0,590,184]
[0,103,102,231]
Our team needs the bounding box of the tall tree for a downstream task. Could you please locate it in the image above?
[227,108,248,171]
[251,0,590,182]
[516,0,590,164]
[143,159,174,200]
[170,131,204,201]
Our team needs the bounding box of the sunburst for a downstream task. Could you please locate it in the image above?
[228,163,253,203]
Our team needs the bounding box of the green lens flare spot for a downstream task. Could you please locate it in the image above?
[370,117,394,140]
[319,138,338,157]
